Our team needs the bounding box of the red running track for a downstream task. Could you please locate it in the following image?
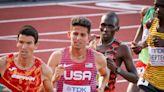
[0,0,153,91]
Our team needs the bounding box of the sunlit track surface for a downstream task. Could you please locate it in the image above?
[0,0,153,91]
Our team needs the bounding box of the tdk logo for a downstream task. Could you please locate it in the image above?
[63,84,91,92]
[68,87,87,92]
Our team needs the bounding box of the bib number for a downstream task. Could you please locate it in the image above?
[148,47,164,66]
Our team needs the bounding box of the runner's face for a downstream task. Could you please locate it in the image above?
[100,15,118,40]
[17,34,37,58]
[68,26,89,49]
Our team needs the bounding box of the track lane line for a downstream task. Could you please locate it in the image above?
[0,11,138,23]
[58,3,128,12]
[0,25,139,39]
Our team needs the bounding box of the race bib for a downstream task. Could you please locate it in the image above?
[148,47,164,66]
[63,83,91,92]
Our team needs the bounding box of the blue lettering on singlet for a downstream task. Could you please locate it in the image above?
[72,87,86,92]
[151,55,164,61]
[151,49,164,53]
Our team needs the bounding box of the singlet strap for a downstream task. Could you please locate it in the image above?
[61,47,69,64]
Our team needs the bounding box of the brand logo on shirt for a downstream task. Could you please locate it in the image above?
[64,71,91,80]
[11,74,35,81]
[63,84,91,92]
[63,64,74,68]
[8,67,17,71]
[85,63,93,68]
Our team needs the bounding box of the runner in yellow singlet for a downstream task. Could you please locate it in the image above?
[137,0,164,91]
[128,6,155,92]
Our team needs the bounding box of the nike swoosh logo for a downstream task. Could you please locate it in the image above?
[63,64,74,68]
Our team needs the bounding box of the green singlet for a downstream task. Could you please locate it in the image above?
[139,7,154,64]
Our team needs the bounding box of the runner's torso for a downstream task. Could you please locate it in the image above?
[0,54,42,92]
[144,18,164,90]
[57,47,97,92]
[96,40,121,92]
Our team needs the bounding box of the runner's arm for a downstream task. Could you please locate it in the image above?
[133,7,149,43]
[95,51,109,91]
[119,45,138,83]
[0,56,7,76]
[42,62,54,92]
[47,50,63,85]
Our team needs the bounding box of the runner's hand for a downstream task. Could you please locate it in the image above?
[52,65,65,82]
[96,88,104,92]
[106,58,117,73]
[153,36,164,47]
[131,42,142,54]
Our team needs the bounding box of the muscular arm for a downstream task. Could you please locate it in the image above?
[95,51,109,91]
[47,50,63,85]
[133,7,149,43]
[133,24,144,43]
[41,62,54,92]
[118,45,138,83]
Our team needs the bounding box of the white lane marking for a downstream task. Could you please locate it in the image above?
[59,3,127,12]
[0,11,138,23]
[0,31,69,38]
[0,24,139,39]
[0,48,61,56]
[96,2,150,11]
[0,38,131,45]
[0,38,70,42]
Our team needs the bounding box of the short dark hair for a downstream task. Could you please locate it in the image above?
[106,12,120,26]
[71,17,91,34]
[17,25,39,44]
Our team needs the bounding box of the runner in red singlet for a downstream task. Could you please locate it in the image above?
[48,17,109,92]
[0,25,53,92]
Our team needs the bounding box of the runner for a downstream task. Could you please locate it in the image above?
[48,17,109,92]
[128,5,155,92]
[138,0,164,91]
[0,25,53,92]
[89,12,138,92]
